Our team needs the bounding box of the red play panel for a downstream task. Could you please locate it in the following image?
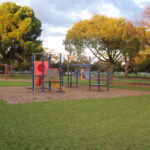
[35,61,49,76]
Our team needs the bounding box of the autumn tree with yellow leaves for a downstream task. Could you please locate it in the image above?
[64,14,144,81]
[129,5,150,73]
[0,2,42,69]
[121,21,144,77]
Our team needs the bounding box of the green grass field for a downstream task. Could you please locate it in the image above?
[0,81,31,87]
[0,77,150,149]
[0,74,32,79]
[0,96,150,150]
[111,84,150,91]
[114,78,150,84]
[1,78,150,91]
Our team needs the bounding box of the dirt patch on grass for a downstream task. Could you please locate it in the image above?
[0,86,150,104]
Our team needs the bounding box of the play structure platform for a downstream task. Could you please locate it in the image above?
[32,53,66,93]
[32,53,110,93]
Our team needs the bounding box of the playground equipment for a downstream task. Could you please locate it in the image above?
[89,70,110,91]
[62,57,79,88]
[73,64,90,79]
[32,53,110,93]
[0,64,14,79]
[32,53,66,92]
[64,56,110,91]
[35,61,49,86]
[88,57,110,91]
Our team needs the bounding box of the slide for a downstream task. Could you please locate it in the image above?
[83,72,89,79]
[35,76,42,86]
[53,82,66,92]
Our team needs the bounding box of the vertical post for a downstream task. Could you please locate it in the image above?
[98,71,100,91]
[4,64,7,79]
[89,56,91,90]
[76,67,78,87]
[41,53,45,92]
[48,54,51,68]
[62,71,64,86]
[107,72,110,91]
[76,58,79,88]
[59,53,62,92]
[48,54,51,91]
[67,57,70,87]
[70,70,72,87]
[32,53,35,92]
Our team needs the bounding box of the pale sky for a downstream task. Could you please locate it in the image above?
[1,0,150,56]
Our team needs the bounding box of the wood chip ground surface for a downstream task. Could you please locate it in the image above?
[0,86,150,104]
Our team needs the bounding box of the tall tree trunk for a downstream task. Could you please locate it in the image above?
[124,60,129,78]
[109,63,114,83]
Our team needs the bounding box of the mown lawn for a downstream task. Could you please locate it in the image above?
[111,84,150,91]
[0,95,150,150]
[78,79,150,91]
[114,78,150,84]
[0,74,32,80]
[0,81,31,87]
[1,78,150,91]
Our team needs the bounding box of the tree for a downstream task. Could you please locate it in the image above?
[64,14,126,82]
[141,5,150,28]
[0,2,43,69]
[140,5,150,46]
[124,5,150,76]
[121,21,143,77]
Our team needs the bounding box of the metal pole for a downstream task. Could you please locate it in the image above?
[67,57,70,87]
[41,53,45,92]
[98,59,101,91]
[98,71,100,91]
[89,56,91,90]
[48,54,51,68]
[70,70,72,87]
[76,58,79,88]
[62,71,64,86]
[76,67,78,87]
[48,54,51,92]
[107,72,110,91]
[59,53,62,92]
[32,53,35,92]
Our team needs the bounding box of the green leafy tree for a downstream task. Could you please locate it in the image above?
[0,2,43,69]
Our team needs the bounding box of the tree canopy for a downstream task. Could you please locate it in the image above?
[64,14,144,80]
[0,2,43,68]
[64,15,125,62]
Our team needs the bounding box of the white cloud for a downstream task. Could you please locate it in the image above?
[41,24,68,37]
[97,2,122,18]
[47,26,68,35]
[133,0,150,8]
[0,0,31,6]
[40,36,67,54]
[69,9,92,20]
